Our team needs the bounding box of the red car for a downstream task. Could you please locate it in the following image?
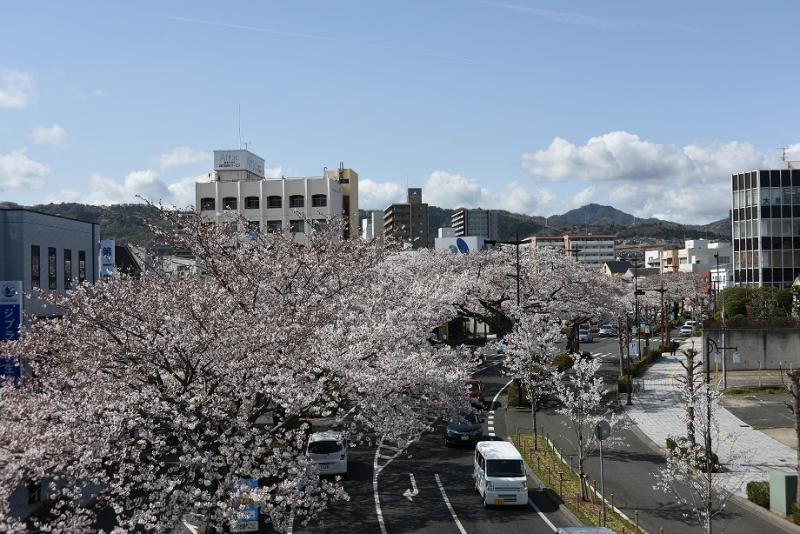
[466,379,485,407]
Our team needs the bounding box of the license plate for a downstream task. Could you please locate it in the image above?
[461,435,469,440]
[494,499,503,505]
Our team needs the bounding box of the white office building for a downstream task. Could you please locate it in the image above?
[361,211,384,242]
[678,239,731,273]
[195,150,359,242]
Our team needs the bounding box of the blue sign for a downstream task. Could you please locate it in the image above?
[0,358,21,379]
[230,479,259,532]
[456,238,470,254]
[0,281,21,342]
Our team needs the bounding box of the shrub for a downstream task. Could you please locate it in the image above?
[552,353,574,372]
[746,481,770,508]
[794,504,800,525]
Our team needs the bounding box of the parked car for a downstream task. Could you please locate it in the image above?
[683,320,698,328]
[306,431,348,476]
[578,329,593,343]
[466,378,485,406]
[444,409,483,447]
[678,325,694,336]
[598,324,615,337]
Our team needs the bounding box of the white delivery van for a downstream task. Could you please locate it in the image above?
[307,431,348,476]
[473,441,528,506]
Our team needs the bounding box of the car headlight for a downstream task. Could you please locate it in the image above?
[486,482,494,491]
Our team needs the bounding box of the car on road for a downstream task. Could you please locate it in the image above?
[598,324,615,337]
[683,320,698,328]
[579,329,593,343]
[466,378,485,406]
[444,409,483,447]
[306,431,348,476]
[678,325,694,336]
[474,441,528,507]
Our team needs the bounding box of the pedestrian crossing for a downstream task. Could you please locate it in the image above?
[590,352,617,360]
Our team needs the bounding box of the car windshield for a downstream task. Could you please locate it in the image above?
[486,459,524,477]
[579,330,588,335]
[450,412,480,425]
[601,324,612,329]
[308,440,342,455]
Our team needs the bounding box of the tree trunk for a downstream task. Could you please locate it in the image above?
[578,429,586,501]
[529,388,538,451]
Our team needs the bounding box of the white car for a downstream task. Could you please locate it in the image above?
[598,324,615,337]
[683,320,697,328]
[307,431,348,476]
[579,329,593,343]
[678,325,694,336]
[474,441,528,507]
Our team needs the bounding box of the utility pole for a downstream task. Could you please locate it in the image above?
[634,275,644,360]
[653,280,667,348]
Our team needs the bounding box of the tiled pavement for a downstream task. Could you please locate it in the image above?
[623,337,797,496]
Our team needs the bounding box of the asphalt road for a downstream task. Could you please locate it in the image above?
[294,353,579,534]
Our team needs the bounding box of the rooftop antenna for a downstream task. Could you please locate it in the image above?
[237,104,251,150]
[779,146,798,170]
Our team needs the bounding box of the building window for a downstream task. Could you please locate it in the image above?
[267,196,282,209]
[289,195,305,208]
[312,194,327,207]
[48,247,57,290]
[31,245,40,289]
[222,197,238,210]
[244,196,260,209]
[64,249,72,290]
[267,220,283,232]
[290,220,305,233]
[78,250,86,283]
[200,197,215,211]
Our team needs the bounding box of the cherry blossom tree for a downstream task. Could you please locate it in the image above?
[502,312,561,449]
[0,213,471,533]
[551,355,619,501]
[654,382,744,534]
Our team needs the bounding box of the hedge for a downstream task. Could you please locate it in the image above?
[746,481,769,508]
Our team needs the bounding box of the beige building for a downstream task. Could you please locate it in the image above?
[195,150,358,243]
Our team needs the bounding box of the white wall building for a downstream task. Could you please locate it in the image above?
[361,211,384,242]
[678,239,731,273]
[196,150,358,243]
[437,227,456,238]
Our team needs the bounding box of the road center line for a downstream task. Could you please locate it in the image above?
[373,439,388,534]
[286,510,295,534]
[434,474,468,534]
[528,497,558,533]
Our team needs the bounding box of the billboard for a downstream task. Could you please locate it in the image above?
[434,236,485,255]
[214,150,265,178]
[99,240,116,279]
[0,281,21,342]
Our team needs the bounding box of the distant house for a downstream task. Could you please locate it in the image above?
[623,267,660,281]
[603,260,632,277]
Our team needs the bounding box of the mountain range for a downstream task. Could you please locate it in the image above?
[0,201,730,247]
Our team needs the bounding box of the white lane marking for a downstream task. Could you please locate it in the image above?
[488,410,495,415]
[373,439,388,534]
[287,510,295,534]
[434,474,468,534]
[403,473,419,501]
[528,497,558,532]
[491,379,514,407]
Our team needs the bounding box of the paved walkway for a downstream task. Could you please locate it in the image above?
[624,337,797,496]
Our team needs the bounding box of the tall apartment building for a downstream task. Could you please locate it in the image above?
[732,169,800,287]
[383,188,429,249]
[564,235,616,266]
[451,208,499,241]
[0,208,100,319]
[527,234,615,267]
[195,149,358,242]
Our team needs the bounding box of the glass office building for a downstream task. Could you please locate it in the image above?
[731,169,800,288]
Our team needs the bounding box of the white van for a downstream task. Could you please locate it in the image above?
[473,441,528,506]
[307,431,348,476]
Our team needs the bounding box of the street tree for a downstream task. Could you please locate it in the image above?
[0,213,471,533]
[782,369,800,515]
[655,379,745,534]
[551,355,618,501]
[502,312,561,449]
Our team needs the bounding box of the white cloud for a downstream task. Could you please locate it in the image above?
[32,123,66,146]
[0,149,50,190]
[571,186,596,208]
[0,70,33,108]
[358,178,405,210]
[158,147,211,169]
[167,174,206,209]
[522,131,774,223]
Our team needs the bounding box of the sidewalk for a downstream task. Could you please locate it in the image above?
[624,337,797,496]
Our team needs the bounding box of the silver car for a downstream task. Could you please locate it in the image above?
[579,329,593,343]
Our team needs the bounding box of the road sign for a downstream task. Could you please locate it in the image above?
[0,281,22,342]
[594,420,611,441]
[230,479,259,532]
[628,342,639,358]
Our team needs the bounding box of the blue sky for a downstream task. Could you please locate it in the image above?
[2,0,799,223]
